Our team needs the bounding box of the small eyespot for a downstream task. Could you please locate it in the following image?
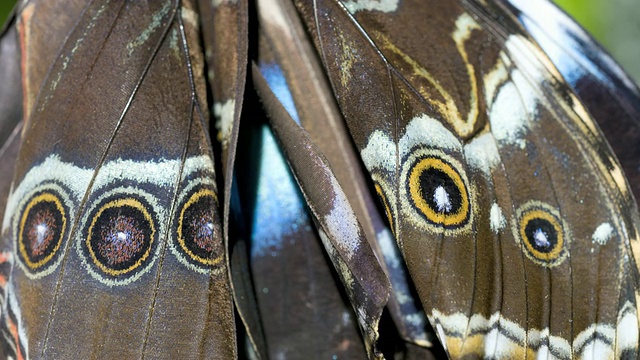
[78,187,162,285]
[406,153,470,229]
[515,201,568,267]
[171,179,223,273]
[17,191,67,273]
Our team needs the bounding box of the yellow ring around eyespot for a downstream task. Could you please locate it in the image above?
[86,197,155,276]
[519,209,564,262]
[408,157,469,226]
[18,192,66,270]
[177,188,222,266]
[375,183,395,236]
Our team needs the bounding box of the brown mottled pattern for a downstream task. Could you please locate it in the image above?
[2,1,236,358]
[291,0,640,357]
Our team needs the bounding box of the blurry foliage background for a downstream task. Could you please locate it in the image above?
[0,1,638,82]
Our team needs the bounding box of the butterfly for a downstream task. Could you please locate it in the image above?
[0,0,638,359]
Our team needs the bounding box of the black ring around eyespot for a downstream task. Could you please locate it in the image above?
[172,184,223,271]
[374,181,396,236]
[405,154,470,229]
[516,201,567,267]
[16,189,69,274]
[83,194,158,279]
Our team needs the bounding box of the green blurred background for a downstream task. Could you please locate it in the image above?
[0,1,638,82]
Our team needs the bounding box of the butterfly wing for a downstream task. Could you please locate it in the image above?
[1,1,235,357]
[498,0,640,208]
[233,80,368,357]
[0,8,21,219]
[288,0,640,357]
[0,10,21,148]
[255,0,439,355]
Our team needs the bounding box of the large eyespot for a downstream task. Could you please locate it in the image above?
[514,201,568,267]
[78,187,162,285]
[400,148,472,233]
[171,179,223,274]
[13,183,73,278]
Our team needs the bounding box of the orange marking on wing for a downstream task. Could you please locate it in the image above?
[0,251,11,263]
[8,317,24,360]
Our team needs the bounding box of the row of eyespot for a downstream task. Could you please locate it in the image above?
[374,153,567,268]
[14,181,223,285]
[14,152,568,282]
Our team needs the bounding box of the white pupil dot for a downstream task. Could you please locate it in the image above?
[35,224,48,243]
[433,186,452,213]
[533,228,550,248]
[116,232,128,242]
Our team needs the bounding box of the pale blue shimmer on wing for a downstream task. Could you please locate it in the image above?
[250,125,309,258]
[520,17,608,88]
[260,63,301,124]
[377,229,429,342]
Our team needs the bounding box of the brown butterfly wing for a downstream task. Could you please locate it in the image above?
[288,0,640,357]
[1,1,235,358]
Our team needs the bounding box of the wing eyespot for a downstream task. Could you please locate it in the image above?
[17,190,67,273]
[515,201,568,267]
[401,149,472,232]
[173,182,223,271]
[77,187,162,286]
[14,183,74,278]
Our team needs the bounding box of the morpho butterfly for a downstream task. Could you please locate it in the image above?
[0,0,638,358]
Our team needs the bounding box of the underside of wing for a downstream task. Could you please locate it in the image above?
[1,0,639,358]
[0,1,236,358]
[497,0,640,210]
[286,0,640,357]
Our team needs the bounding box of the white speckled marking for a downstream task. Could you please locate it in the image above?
[93,158,181,189]
[340,0,398,14]
[399,114,462,158]
[180,7,198,28]
[592,222,614,245]
[3,155,91,232]
[324,176,361,260]
[360,129,396,172]
[361,114,462,173]
[489,80,531,149]
[490,203,506,233]
[464,133,500,177]
[214,99,235,144]
[617,303,639,352]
